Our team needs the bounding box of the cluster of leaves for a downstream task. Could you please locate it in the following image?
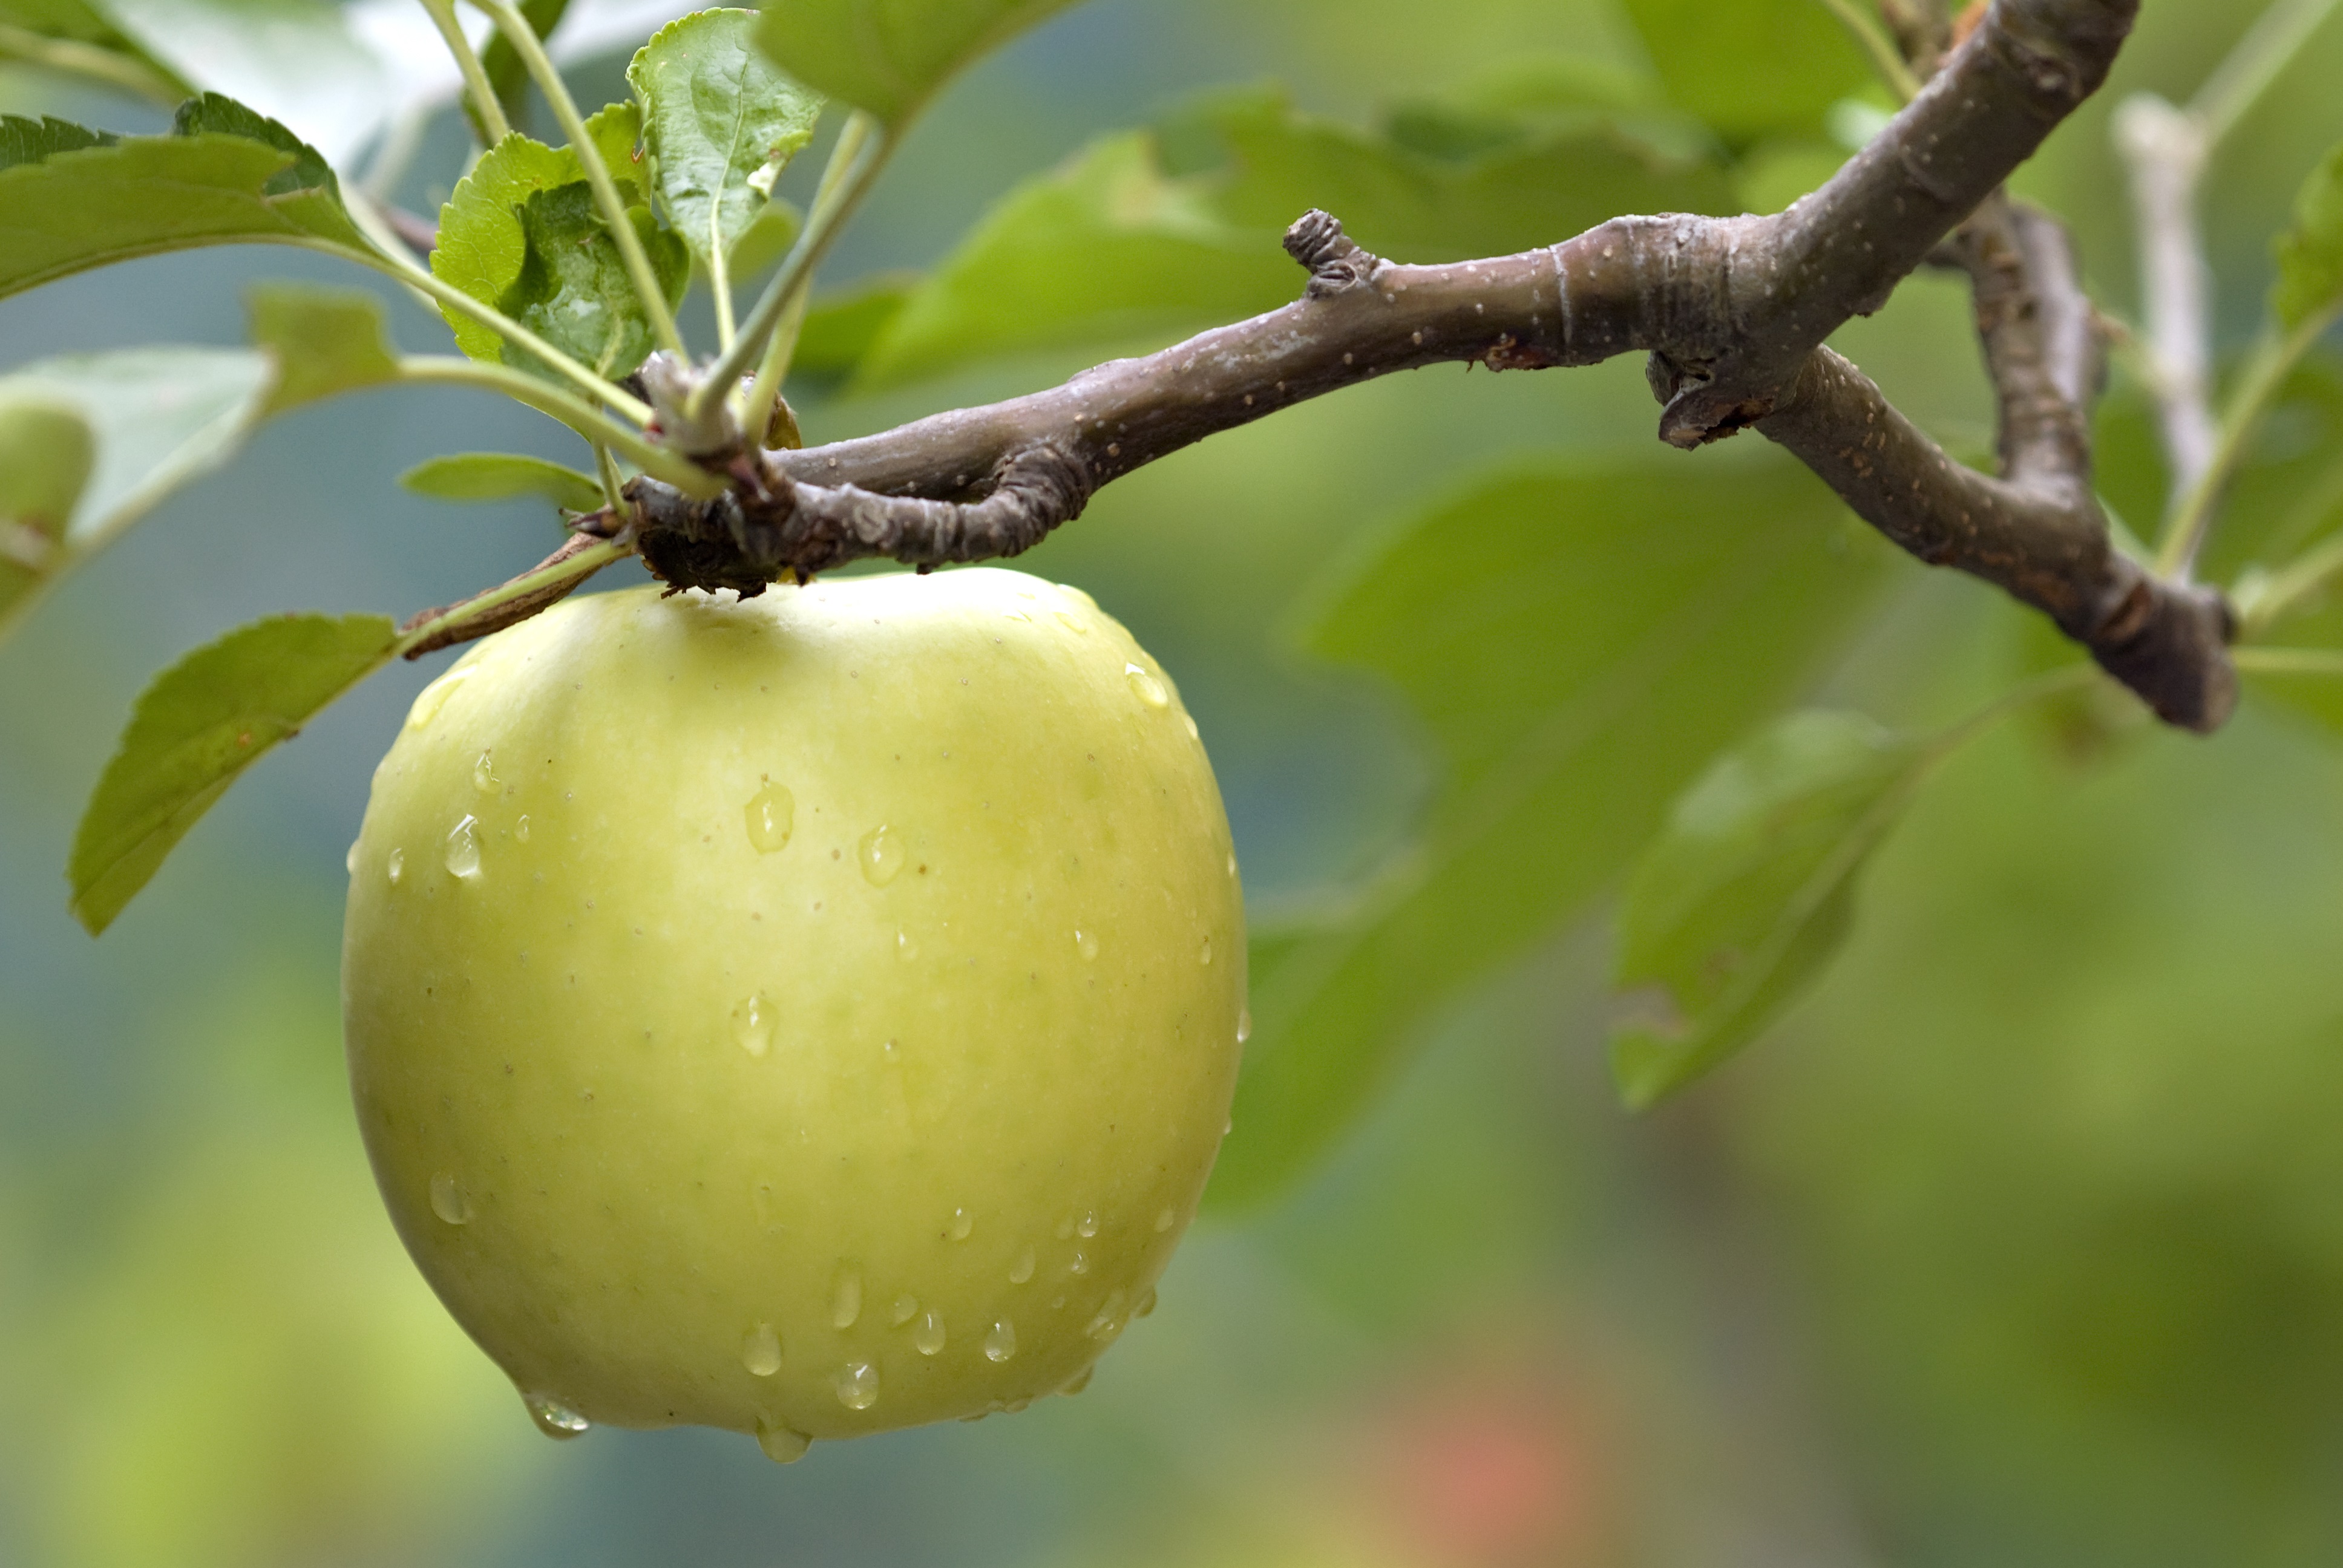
[10,0,2343,1212]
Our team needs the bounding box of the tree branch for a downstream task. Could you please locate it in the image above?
[597,0,2234,729]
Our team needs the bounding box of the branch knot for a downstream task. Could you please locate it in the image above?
[1283,209,1377,297]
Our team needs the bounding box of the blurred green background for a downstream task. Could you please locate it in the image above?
[10,0,2343,1563]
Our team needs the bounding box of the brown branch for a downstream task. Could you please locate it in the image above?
[398,532,620,658]
[610,0,2233,729]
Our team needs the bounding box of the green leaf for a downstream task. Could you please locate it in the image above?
[100,0,391,165]
[0,347,275,642]
[0,96,371,299]
[754,0,1080,126]
[0,0,189,97]
[790,269,916,387]
[1619,0,1872,143]
[852,84,1733,391]
[498,181,687,379]
[245,283,400,414]
[70,612,398,934]
[1608,710,1929,1108]
[627,8,822,279]
[428,105,653,367]
[0,114,114,168]
[0,397,96,622]
[728,196,802,277]
[399,452,605,511]
[479,0,570,137]
[1205,456,1886,1209]
[2273,141,2343,331]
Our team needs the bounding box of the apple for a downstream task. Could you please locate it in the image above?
[341,568,1247,1462]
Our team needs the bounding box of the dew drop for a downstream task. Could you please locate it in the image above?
[1084,1289,1128,1342]
[857,824,905,886]
[1182,713,1200,741]
[832,1269,862,1328]
[1075,1210,1098,1238]
[473,750,499,794]
[1001,609,1032,622]
[983,1320,1017,1362]
[1075,929,1099,961]
[891,1294,919,1327]
[756,1421,811,1463]
[948,1207,973,1241]
[1227,851,1237,878]
[1236,1008,1252,1045]
[733,993,773,1058]
[1124,663,1168,709]
[744,783,795,854]
[914,1310,947,1355]
[835,1361,880,1410]
[742,1322,782,1376]
[428,1171,471,1224]
[897,927,919,961]
[1136,1287,1158,1318]
[1069,1250,1090,1276]
[523,1392,589,1439]
[444,815,482,880]
[1011,1245,1035,1284]
[1055,610,1089,635]
[1199,936,1213,965]
[1154,1206,1176,1233]
[1060,1367,1093,1396]
[387,847,405,886]
[407,668,468,731]
[344,840,359,875]
[515,814,531,844]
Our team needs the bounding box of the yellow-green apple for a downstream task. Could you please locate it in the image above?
[341,568,1245,1462]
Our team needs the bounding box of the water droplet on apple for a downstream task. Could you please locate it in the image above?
[1183,714,1200,741]
[1135,1287,1158,1318]
[857,824,905,886]
[473,750,499,793]
[1236,1008,1251,1045]
[733,993,773,1058]
[1153,1206,1176,1233]
[948,1207,973,1241]
[1125,663,1168,709]
[914,1310,946,1355]
[387,847,405,886]
[756,1420,811,1463]
[1069,1250,1090,1276]
[514,814,531,844]
[744,783,794,854]
[1084,1289,1128,1342]
[407,668,468,730]
[1075,929,1099,961]
[835,1361,880,1409]
[1075,1210,1098,1238]
[444,815,482,880]
[897,927,919,961]
[1060,1367,1093,1396]
[891,1294,919,1326]
[523,1392,589,1439]
[1227,851,1237,878]
[1055,610,1089,635]
[428,1171,470,1224]
[742,1322,782,1376]
[832,1269,862,1328]
[1198,936,1212,965]
[1011,1245,1035,1283]
[983,1320,1017,1362]
[1002,609,1031,622]
[344,840,358,875]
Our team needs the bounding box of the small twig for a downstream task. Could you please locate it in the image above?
[2191,0,2342,148]
[398,534,630,658]
[0,21,183,105]
[418,0,511,146]
[381,206,439,258]
[1818,0,1924,101]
